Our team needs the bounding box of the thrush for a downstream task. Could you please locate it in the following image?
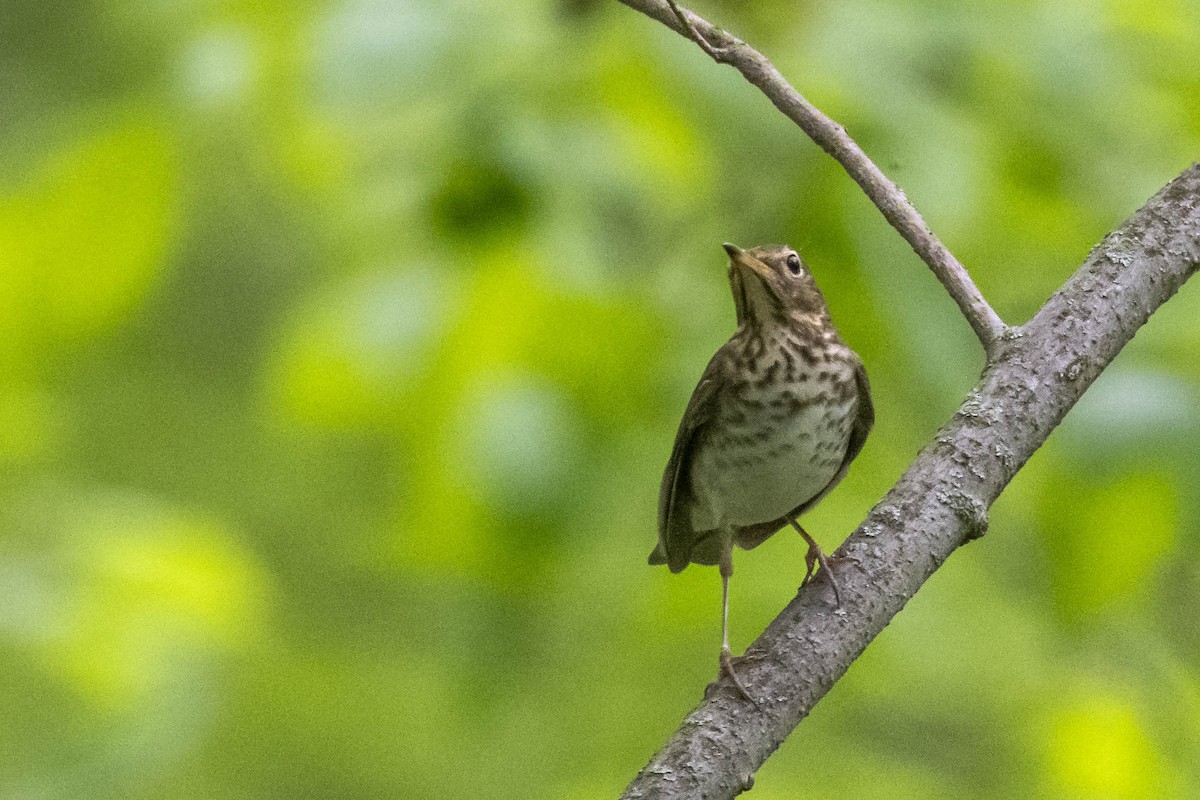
[651,243,874,702]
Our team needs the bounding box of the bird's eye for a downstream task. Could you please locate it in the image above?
[786,253,802,275]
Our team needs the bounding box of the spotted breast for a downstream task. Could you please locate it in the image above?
[687,328,860,535]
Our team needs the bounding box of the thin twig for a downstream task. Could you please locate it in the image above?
[663,0,728,62]
[617,0,1008,352]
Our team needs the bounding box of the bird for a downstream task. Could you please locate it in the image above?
[651,242,874,702]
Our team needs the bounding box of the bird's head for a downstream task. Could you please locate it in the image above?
[724,242,830,327]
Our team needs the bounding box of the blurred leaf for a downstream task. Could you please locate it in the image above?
[1046,695,1166,799]
[430,158,534,245]
[1040,469,1176,620]
[271,268,451,429]
[0,486,268,796]
[22,489,266,705]
[0,385,65,464]
[0,119,176,369]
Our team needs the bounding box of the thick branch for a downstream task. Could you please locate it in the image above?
[622,165,1200,799]
[618,0,1007,351]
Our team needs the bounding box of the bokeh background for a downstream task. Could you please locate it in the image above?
[1,0,1199,797]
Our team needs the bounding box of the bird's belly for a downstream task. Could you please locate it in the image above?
[689,399,854,531]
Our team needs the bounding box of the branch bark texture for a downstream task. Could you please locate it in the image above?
[622,164,1200,799]
[615,2,1200,797]
[619,0,1007,351]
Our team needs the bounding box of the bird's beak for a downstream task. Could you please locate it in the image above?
[723,243,773,284]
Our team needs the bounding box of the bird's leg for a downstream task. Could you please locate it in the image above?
[787,516,843,607]
[715,535,758,706]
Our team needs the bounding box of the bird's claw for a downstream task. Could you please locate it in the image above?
[800,544,818,589]
[791,520,843,607]
[716,647,760,707]
[816,547,843,607]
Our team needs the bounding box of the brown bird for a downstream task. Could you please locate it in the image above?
[651,243,873,701]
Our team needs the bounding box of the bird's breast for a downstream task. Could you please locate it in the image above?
[688,357,857,532]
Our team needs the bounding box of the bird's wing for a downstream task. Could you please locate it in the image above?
[838,356,875,472]
[734,356,874,549]
[651,351,727,573]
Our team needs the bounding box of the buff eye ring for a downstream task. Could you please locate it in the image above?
[786,253,802,275]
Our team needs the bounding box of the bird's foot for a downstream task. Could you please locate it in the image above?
[806,539,843,606]
[793,522,843,607]
[705,647,760,707]
[800,546,817,589]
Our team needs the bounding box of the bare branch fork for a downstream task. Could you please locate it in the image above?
[616,1,1200,797]
[629,0,1006,352]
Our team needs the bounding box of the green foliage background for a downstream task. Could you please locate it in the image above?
[1,0,1199,797]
